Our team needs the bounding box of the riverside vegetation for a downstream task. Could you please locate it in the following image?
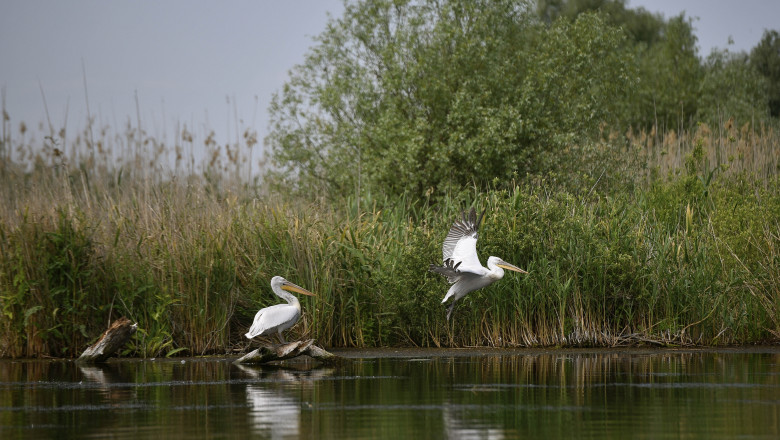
[1,117,777,357]
[1,0,779,357]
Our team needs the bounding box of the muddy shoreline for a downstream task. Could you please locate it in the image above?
[326,345,780,359]
[3,345,779,363]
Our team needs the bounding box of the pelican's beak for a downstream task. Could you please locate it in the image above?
[281,281,316,296]
[497,261,528,274]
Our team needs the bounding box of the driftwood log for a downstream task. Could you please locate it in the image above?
[76,317,138,363]
[234,339,344,365]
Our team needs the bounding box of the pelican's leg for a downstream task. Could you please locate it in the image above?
[278,332,287,344]
[446,303,455,321]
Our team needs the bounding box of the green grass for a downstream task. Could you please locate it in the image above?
[1,113,779,357]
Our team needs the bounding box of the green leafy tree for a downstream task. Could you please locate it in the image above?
[634,14,702,129]
[537,1,726,130]
[750,30,780,118]
[265,0,636,200]
[536,0,664,47]
[696,48,768,124]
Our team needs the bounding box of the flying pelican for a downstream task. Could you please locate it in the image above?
[245,276,316,343]
[430,208,527,321]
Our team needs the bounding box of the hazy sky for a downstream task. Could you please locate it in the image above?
[1,0,345,150]
[1,0,778,155]
[630,0,779,54]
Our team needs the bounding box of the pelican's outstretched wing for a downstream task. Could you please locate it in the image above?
[441,208,485,273]
[429,258,462,284]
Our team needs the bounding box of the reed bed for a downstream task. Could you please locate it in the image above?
[630,119,779,183]
[1,113,778,357]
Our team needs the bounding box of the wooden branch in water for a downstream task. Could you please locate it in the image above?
[77,317,138,363]
[234,339,344,365]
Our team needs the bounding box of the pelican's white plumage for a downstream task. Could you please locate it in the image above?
[430,208,527,320]
[245,276,315,343]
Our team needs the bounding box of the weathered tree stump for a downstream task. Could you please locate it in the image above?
[76,317,137,363]
[234,339,345,365]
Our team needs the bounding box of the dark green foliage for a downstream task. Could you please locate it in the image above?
[697,49,769,124]
[535,1,767,129]
[751,30,780,117]
[633,14,702,128]
[266,0,636,201]
[0,209,111,357]
[536,0,665,46]
[268,0,777,204]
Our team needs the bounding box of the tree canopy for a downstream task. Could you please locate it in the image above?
[265,0,777,201]
[751,30,780,117]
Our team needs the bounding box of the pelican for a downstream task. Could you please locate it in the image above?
[245,276,315,343]
[430,208,527,321]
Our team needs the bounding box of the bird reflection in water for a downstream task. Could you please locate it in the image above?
[236,365,334,439]
[443,405,506,440]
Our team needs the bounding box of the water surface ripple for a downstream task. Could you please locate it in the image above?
[1,349,778,439]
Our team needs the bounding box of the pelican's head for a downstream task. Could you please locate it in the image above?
[271,276,316,296]
[488,256,528,274]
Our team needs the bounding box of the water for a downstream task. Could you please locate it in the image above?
[1,348,779,439]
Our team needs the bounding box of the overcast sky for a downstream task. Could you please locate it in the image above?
[1,0,778,159]
[630,0,779,54]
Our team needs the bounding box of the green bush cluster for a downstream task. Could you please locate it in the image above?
[266,0,778,202]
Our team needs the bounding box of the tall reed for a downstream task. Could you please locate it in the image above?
[1,110,778,357]
[629,119,779,183]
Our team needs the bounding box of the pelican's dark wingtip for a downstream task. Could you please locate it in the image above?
[462,208,473,225]
[475,208,485,231]
[463,207,485,231]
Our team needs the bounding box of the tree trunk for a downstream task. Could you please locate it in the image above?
[234,339,344,365]
[76,317,137,363]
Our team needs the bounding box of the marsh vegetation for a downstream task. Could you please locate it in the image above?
[1,0,779,357]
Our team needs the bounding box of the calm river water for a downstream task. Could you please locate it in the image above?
[1,348,779,439]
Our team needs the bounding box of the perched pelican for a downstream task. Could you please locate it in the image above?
[430,208,527,321]
[245,276,316,343]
